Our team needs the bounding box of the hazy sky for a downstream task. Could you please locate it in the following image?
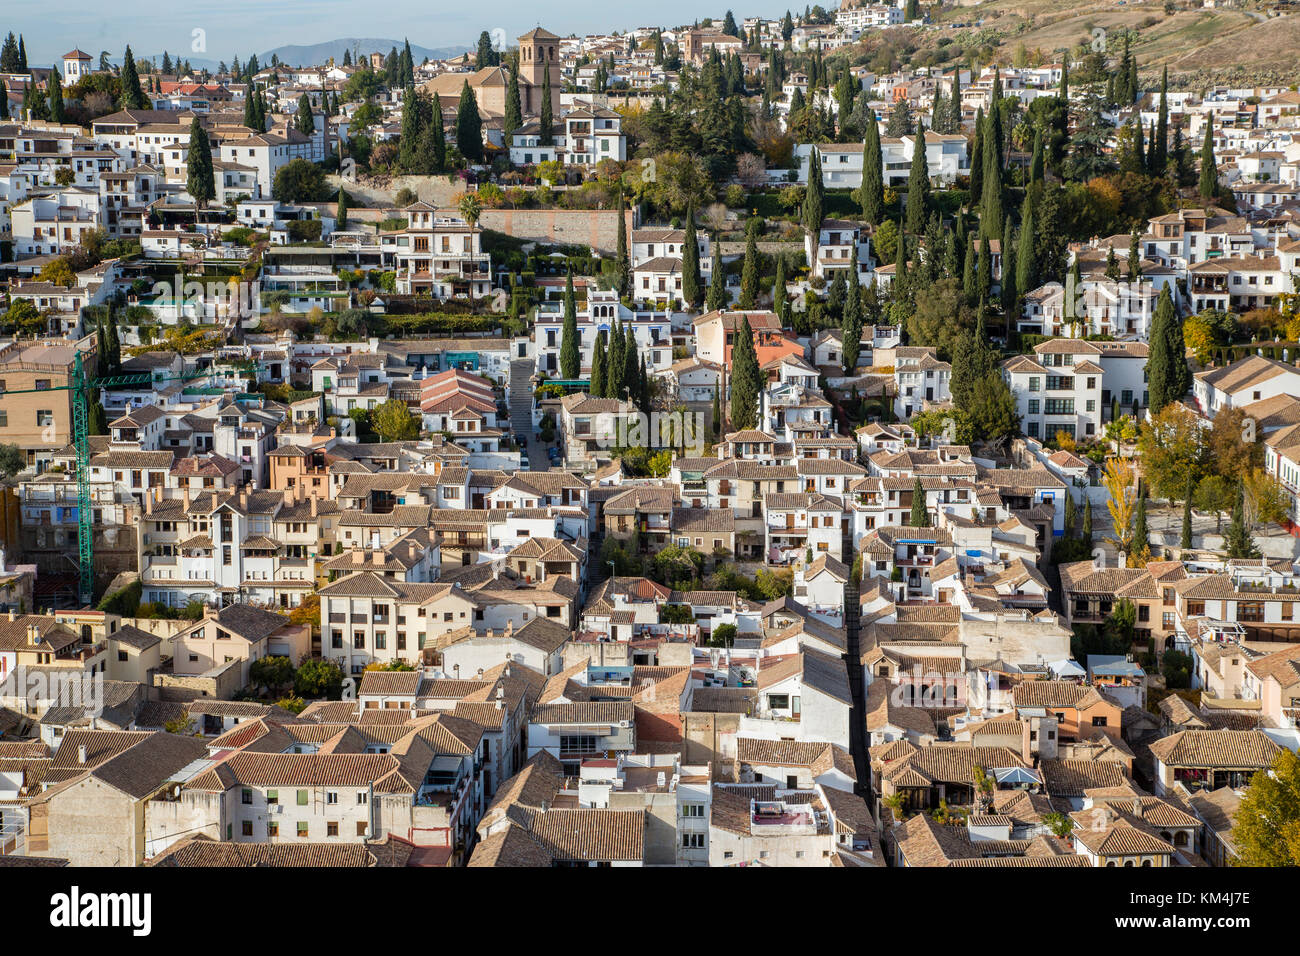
[15,2,789,65]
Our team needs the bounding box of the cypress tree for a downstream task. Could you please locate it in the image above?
[739,226,759,309]
[424,93,447,173]
[682,205,702,308]
[1029,127,1044,185]
[590,331,607,397]
[712,382,721,437]
[1134,490,1150,558]
[456,80,483,162]
[398,85,423,172]
[539,65,553,146]
[1146,285,1189,412]
[1181,474,1194,550]
[504,64,523,141]
[0,78,7,120]
[977,236,991,305]
[729,316,760,430]
[1199,112,1218,201]
[905,134,929,236]
[1016,197,1036,301]
[185,116,215,214]
[910,477,930,527]
[1225,485,1258,559]
[706,240,727,312]
[1154,65,1169,175]
[119,45,147,109]
[614,195,630,300]
[981,112,1003,239]
[295,92,315,135]
[560,268,580,380]
[1083,497,1093,544]
[773,254,787,322]
[803,150,824,239]
[47,67,64,122]
[861,113,883,225]
[1065,492,1078,538]
[948,69,962,133]
[623,327,640,406]
[609,321,626,399]
[1000,214,1016,315]
[336,187,349,229]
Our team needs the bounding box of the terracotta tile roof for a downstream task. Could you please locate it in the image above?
[1147,729,1281,769]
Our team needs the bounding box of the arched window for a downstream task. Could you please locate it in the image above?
[1141,860,1152,867]
[1124,860,1134,867]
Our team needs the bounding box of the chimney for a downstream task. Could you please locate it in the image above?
[1131,796,1142,817]
[283,488,295,506]
[7,609,14,623]
[495,685,504,710]
[78,745,87,765]
[352,550,365,565]
[182,486,191,509]
[310,495,319,518]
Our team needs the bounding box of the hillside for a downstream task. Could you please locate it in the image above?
[259,38,470,68]
[924,0,1297,85]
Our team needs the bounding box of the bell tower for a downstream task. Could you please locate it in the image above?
[517,26,561,116]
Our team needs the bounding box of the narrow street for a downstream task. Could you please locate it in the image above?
[508,356,549,472]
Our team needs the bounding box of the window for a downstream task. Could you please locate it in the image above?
[357,821,368,836]
[267,822,278,837]
[326,791,338,805]
[559,734,597,755]
[297,789,309,806]
[297,822,308,837]
[241,788,252,805]
[682,803,706,817]
[267,790,278,804]
[242,820,253,836]
[327,822,339,837]
[682,833,705,848]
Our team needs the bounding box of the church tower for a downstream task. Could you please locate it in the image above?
[517,27,561,117]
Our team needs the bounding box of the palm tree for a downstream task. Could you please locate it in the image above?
[457,193,483,291]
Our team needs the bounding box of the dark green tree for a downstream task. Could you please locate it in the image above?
[1199,111,1218,201]
[119,46,147,109]
[904,135,929,236]
[185,116,215,214]
[910,477,930,527]
[682,205,703,308]
[729,316,760,430]
[560,268,580,379]
[861,113,883,224]
[739,226,760,309]
[456,80,483,162]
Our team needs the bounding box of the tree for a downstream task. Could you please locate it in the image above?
[1200,111,1218,202]
[504,63,523,141]
[371,398,419,442]
[967,376,1019,442]
[614,194,630,299]
[682,204,703,308]
[802,150,824,240]
[1136,405,1205,501]
[0,78,7,120]
[1224,484,1259,559]
[910,477,930,527]
[336,187,349,230]
[1146,286,1189,413]
[730,316,760,430]
[1103,456,1137,558]
[904,132,929,236]
[185,116,215,214]
[706,240,727,311]
[456,80,483,162]
[739,227,760,308]
[293,658,345,699]
[1083,497,1094,544]
[272,158,327,203]
[47,67,64,122]
[1015,197,1036,301]
[0,443,24,478]
[119,45,147,109]
[560,268,580,379]
[1232,749,1300,867]
[539,63,554,146]
[589,330,607,397]
[295,92,315,135]
[249,655,295,691]
[1243,467,1289,534]
[1153,66,1169,176]
[423,93,447,173]
[1132,490,1150,564]
[860,113,883,224]
[1181,474,1194,549]
[1195,474,1234,533]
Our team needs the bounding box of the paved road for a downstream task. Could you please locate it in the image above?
[508,357,550,472]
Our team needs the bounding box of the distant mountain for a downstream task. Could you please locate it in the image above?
[259,39,472,69]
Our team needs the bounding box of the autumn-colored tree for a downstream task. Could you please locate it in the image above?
[1232,748,1300,867]
[1136,404,1205,501]
[1102,456,1136,559]
[1206,407,1264,483]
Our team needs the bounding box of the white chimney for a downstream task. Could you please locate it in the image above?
[78,745,88,765]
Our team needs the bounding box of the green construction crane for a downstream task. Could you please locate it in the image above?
[4,357,211,606]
